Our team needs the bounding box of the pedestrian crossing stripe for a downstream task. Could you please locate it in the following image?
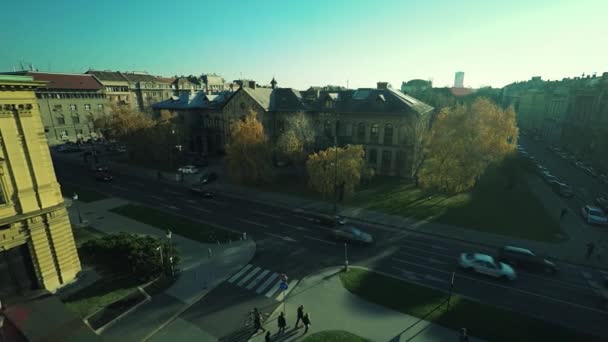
[256,273,279,294]
[228,264,253,283]
[237,267,261,287]
[265,278,282,298]
[246,270,270,290]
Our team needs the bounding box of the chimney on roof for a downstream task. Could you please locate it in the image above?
[377,82,389,90]
[249,80,256,89]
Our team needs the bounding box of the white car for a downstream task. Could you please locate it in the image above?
[178,165,199,174]
[459,253,516,281]
[581,205,608,225]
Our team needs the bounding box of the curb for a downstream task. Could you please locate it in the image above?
[141,240,257,342]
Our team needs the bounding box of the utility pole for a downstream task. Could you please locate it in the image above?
[333,113,338,215]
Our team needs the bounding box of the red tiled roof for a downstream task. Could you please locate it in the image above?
[156,77,176,84]
[27,72,102,90]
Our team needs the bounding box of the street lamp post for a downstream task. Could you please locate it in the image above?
[72,193,83,224]
[166,229,173,277]
[333,113,339,215]
[156,246,164,267]
[344,243,349,272]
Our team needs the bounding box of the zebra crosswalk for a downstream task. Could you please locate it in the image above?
[227,264,297,301]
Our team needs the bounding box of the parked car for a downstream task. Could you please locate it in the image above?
[331,226,374,245]
[312,213,347,227]
[189,186,214,198]
[458,253,517,281]
[595,196,608,212]
[497,246,558,274]
[190,158,208,168]
[95,171,113,182]
[581,205,608,225]
[199,172,217,184]
[178,165,199,174]
[551,181,574,198]
[541,171,557,183]
[90,164,109,173]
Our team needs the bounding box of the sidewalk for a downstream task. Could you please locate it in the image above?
[55,150,608,269]
[65,197,256,342]
[247,267,484,342]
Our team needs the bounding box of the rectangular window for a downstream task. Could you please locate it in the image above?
[73,115,80,124]
[382,150,392,172]
[53,104,63,111]
[76,129,84,135]
[0,177,6,205]
[70,104,77,111]
[84,104,91,110]
[368,149,377,164]
[97,103,104,109]
[56,116,66,125]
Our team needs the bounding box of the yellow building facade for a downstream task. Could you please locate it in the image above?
[0,75,80,298]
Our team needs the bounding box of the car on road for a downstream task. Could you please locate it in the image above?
[178,165,199,174]
[497,246,558,274]
[458,253,517,281]
[581,205,608,225]
[312,213,347,227]
[189,186,214,198]
[551,181,574,198]
[595,196,608,212]
[331,226,374,245]
[199,171,217,184]
[95,171,113,182]
[541,171,557,183]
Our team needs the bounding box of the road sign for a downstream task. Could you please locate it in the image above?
[279,280,288,291]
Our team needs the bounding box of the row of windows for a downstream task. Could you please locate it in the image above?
[368,149,393,171]
[53,104,103,111]
[322,121,394,145]
[36,92,104,99]
[55,114,91,125]
[105,86,129,92]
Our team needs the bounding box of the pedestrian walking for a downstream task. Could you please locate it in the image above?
[295,305,304,328]
[253,308,265,334]
[277,312,286,335]
[459,328,469,342]
[560,208,568,220]
[587,242,596,259]
[265,331,272,342]
[302,313,311,334]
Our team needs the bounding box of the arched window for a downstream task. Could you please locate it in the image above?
[324,120,333,137]
[357,123,366,141]
[384,124,393,145]
[370,124,379,143]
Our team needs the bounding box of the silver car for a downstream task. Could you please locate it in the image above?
[459,253,517,281]
[581,205,608,225]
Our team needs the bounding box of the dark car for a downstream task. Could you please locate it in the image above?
[189,186,214,198]
[95,171,113,182]
[311,213,346,227]
[331,226,374,245]
[497,246,558,274]
[199,172,217,184]
[595,196,608,212]
[551,181,574,198]
[90,164,109,173]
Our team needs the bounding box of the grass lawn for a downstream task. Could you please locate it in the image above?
[60,182,108,203]
[110,204,240,243]
[347,157,562,242]
[302,331,371,342]
[63,274,140,318]
[340,268,603,342]
[72,226,105,247]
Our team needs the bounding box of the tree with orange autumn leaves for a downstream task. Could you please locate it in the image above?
[306,144,367,199]
[419,97,518,193]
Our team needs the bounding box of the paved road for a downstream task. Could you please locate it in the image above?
[52,155,608,339]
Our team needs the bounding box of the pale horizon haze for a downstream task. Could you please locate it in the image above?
[1,0,607,90]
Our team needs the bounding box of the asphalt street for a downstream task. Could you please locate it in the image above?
[52,153,608,339]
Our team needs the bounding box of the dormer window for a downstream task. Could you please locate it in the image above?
[376,94,386,103]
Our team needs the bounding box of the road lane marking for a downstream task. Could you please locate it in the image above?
[128,181,144,186]
[253,210,281,219]
[209,200,226,206]
[392,258,608,314]
[256,273,279,294]
[163,205,180,210]
[187,205,211,213]
[111,185,128,191]
[279,222,310,231]
[246,270,270,290]
[165,190,181,195]
[265,279,282,298]
[149,195,164,201]
[186,199,196,204]
[303,235,336,245]
[264,232,297,242]
[238,219,268,228]
[237,267,261,287]
[228,264,253,283]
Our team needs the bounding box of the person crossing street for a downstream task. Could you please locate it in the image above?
[277,312,287,335]
[295,305,304,328]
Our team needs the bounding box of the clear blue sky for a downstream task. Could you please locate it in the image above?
[1,0,606,89]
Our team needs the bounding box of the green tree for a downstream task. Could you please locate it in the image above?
[275,112,315,162]
[225,110,273,184]
[419,97,518,193]
[306,144,366,199]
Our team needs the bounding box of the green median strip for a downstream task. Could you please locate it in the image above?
[110,204,240,243]
[302,330,371,342]
[60,182,109,203]
[340,268,603,342]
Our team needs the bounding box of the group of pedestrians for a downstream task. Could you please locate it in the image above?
[253,304,312,341]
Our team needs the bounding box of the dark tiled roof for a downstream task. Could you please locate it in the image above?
[120,72,158,83]
[153,91,231,110]
[270,88,308,111]
[85,70,127,82]
[8,72,103,90]
[242,87,274,110]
